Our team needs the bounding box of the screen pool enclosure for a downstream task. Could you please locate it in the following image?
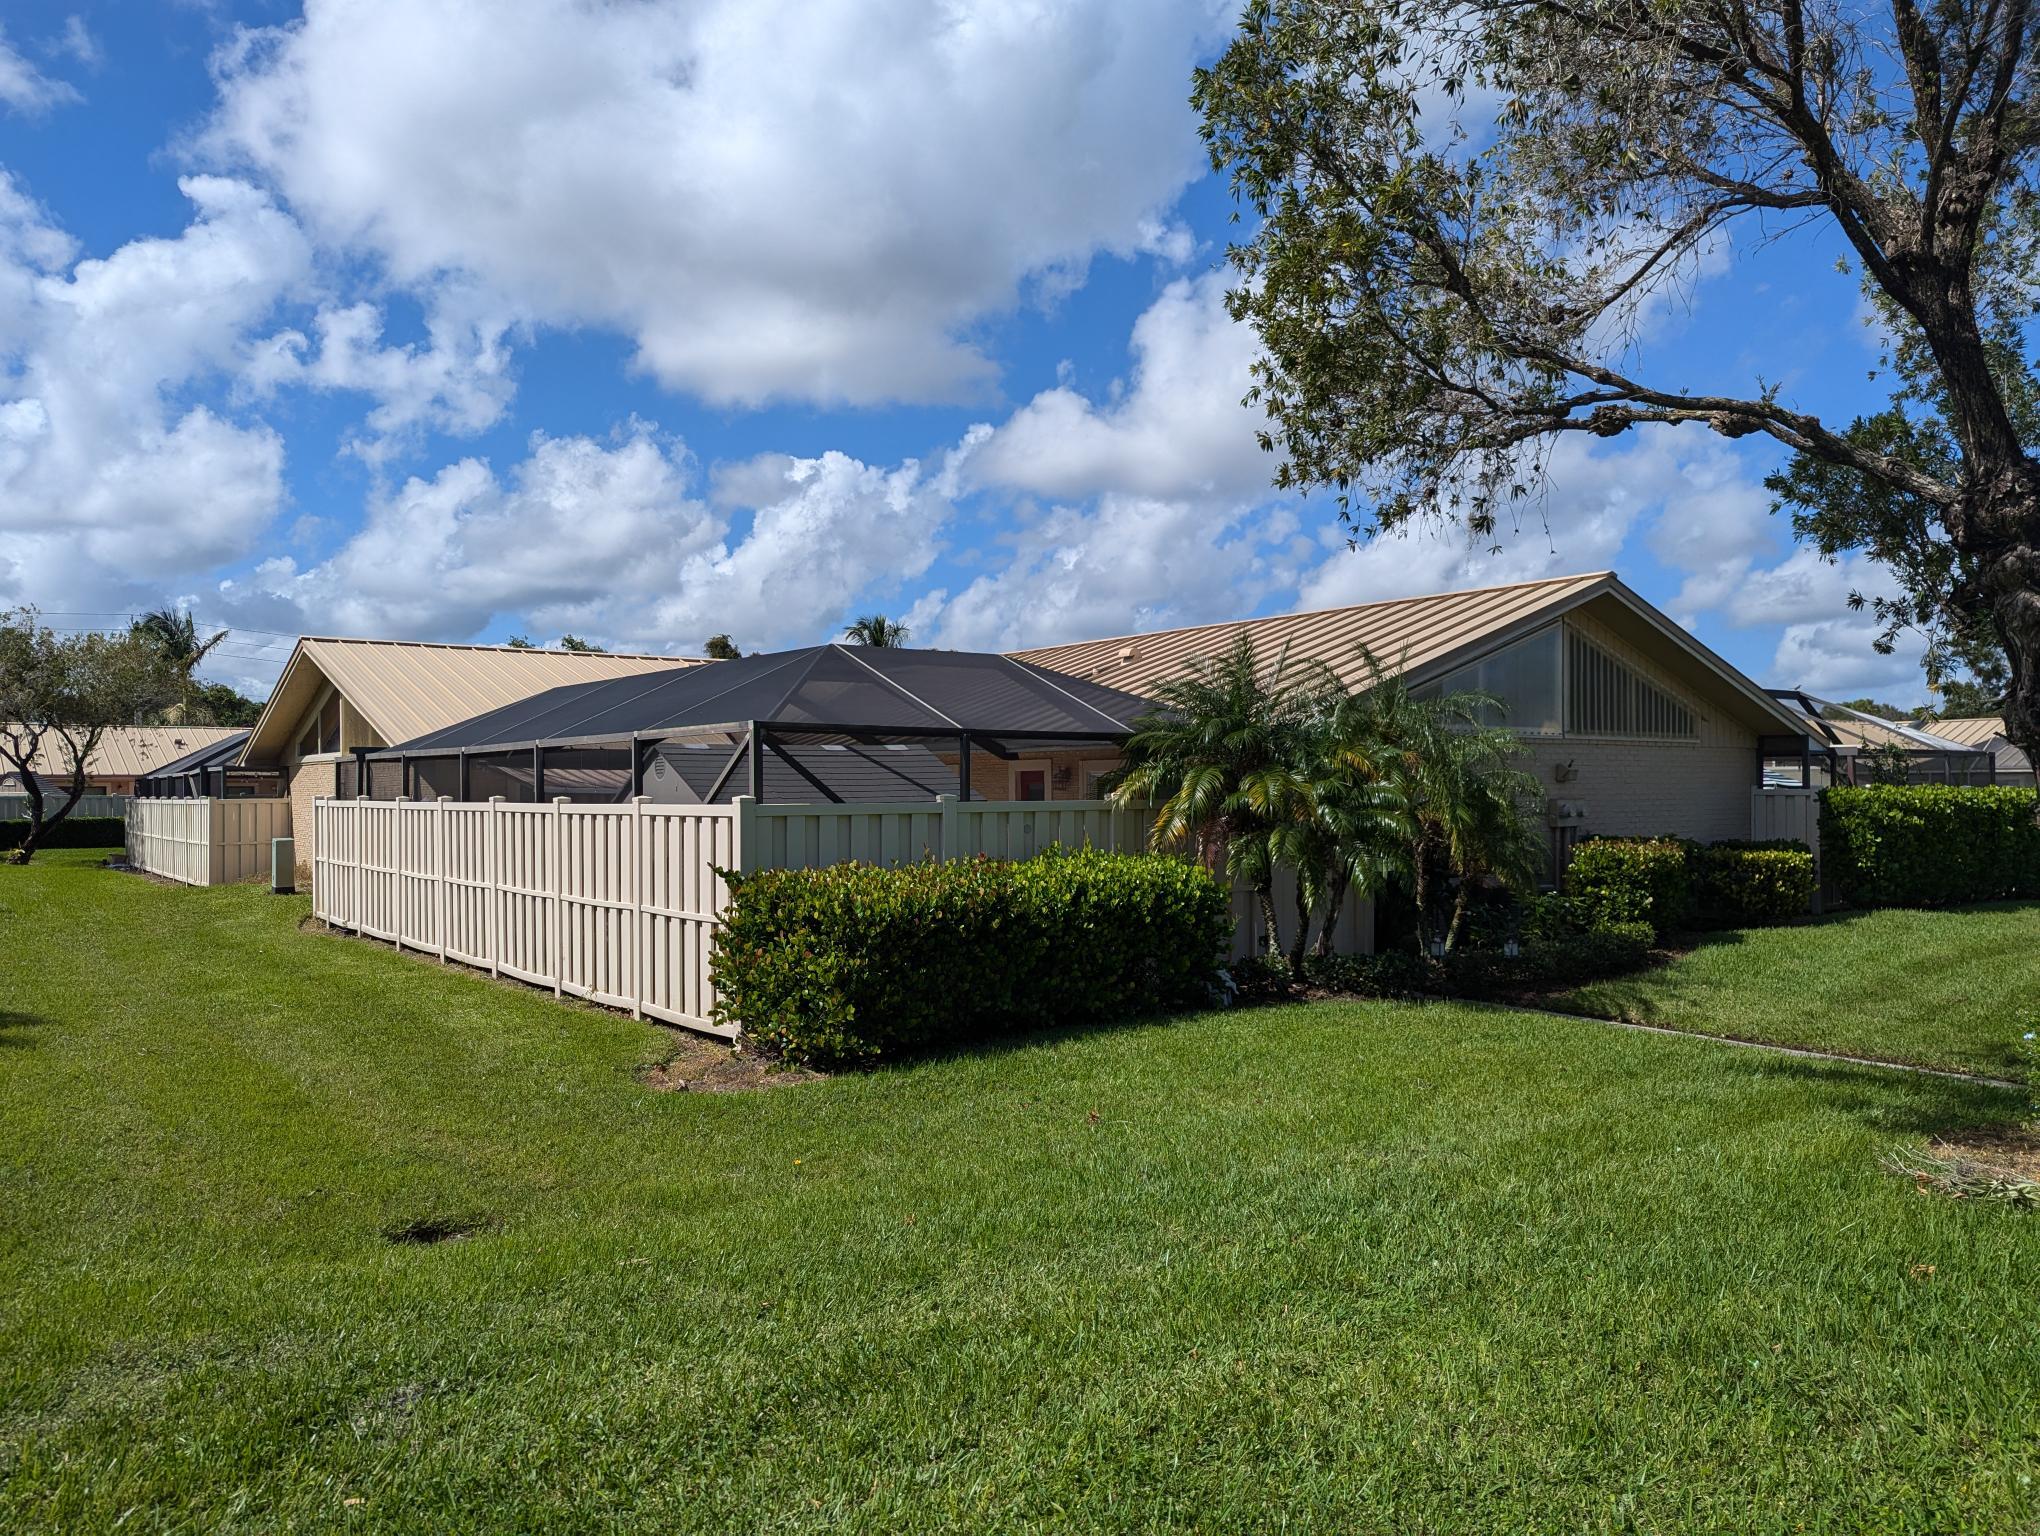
[348,644,1157,806]
[133,730,283,800]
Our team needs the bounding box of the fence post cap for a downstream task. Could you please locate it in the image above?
[488,795,506,803]
[732,794,755,805]
[553,795,570,806]
[631,794,652,804]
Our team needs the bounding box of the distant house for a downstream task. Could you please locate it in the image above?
[0,724,242,798]
[1772,697,2011,786]
[235,638,701,886]
[1915,714,2034,786]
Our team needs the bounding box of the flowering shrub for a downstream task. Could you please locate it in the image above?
[712,848,1231,1068]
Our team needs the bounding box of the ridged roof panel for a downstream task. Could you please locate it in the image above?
[6,724,243,779]
[1008,572,1613,693]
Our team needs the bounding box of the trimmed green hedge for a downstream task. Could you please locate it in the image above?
[1564,837,1696,935]
[1822,785,2040,907]
[1693,842,1819,926]
[713,848,1232,1067]
[0,816,126,852]
[1564,835,1816,933]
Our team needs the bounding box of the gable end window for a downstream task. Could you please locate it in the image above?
[1565,628,1695,739]
[1422,625,1562,735]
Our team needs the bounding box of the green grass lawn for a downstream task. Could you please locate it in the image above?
[2,850,2037,1533]
[1557,903,2040,1079]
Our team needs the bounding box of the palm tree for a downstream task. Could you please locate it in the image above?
[132,608,225,670]
[131,608,228,722]
[844,615,911,647]
[1110,633,1321,957]
[1278,677,1419,961]
[1370,678,1542,951]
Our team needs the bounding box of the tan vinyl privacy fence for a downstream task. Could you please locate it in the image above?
[127,797,293,887]
[313,795,1172,1038]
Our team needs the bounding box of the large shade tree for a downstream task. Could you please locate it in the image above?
[1,610,182,862]
[1194,0,2040,756]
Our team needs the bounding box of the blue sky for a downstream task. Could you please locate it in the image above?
[0,0,1931,705]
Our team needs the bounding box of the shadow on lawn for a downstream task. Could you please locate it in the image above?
[1734,1051,2027,1139]
[0,1010,47,1048]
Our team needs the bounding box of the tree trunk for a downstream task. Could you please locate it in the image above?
[1256,881,1282,965]
[1445,879,1472,952]
[1316,874,1348,959]
[12,734,92,866]
[1411,837,1433,954]
[1286,874,1311,973]
[1957,463,2040,780]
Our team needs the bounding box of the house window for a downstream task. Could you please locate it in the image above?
[321,697,342,754]
[1013,767,1048,801]
[1425,625,1562,734]
[1565,628,1695,739]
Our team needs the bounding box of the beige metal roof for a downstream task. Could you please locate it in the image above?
[3,724,242,780]
[1011,570,1805,734]
[241,638,703,763]
[1918,714,2004,748]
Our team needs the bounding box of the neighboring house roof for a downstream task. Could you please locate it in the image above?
[1010,571,1807,736]
[1800,705,1974,752]
[2,723,242,780]
[381,644,1155,755]
[241,638,702,764]
[1919,714,2005,748]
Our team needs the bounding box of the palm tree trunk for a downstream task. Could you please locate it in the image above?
[1316,874,1347,958]
[1256,882,1281,962]
[1446,879,1471,952]
[1411,839,1432,954]
[1286,875,1311,973]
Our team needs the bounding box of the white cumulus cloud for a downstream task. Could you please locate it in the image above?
[202,0,1231,406]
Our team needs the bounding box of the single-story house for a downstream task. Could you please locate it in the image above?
[235,637,701,886]
[1,724,243,798]
[1013,570,1812,876]
[342,569,1815,885]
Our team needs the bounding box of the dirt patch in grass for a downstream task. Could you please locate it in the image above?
[638,1036,824,1094]
[1927,1123,2040,1182]
[1886,1124,2040,1210]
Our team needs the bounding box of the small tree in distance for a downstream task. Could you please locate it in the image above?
[703,634,742,660]
[1,609,181,863]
